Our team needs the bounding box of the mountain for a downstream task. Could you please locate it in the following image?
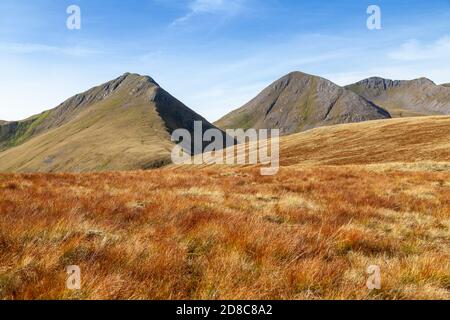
[441,83,450,88]
[215,71,391,135]
[0,73,221,172]
[346,77,450,117]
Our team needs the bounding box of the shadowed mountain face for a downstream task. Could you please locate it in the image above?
[215,72,391,136]
[0,73,221,172]
[346,77,450,117]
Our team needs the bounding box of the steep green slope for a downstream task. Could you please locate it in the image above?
[0,112,52,151]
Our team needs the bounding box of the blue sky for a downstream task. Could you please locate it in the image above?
[1,0,450,121]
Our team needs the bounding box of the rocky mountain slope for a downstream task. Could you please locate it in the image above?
[215,71,390,135]
[0,73,221,172]
[346,77,450,117]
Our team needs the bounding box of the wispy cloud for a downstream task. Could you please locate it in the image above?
[0,42,104,57]
[388,36,450,61]
[171,0,246,26]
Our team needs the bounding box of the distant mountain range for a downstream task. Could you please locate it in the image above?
[216,73,450,134]
[214,72,390,135]
[346,77,450,117]
[0,73,220,172]
[1,71,449,172]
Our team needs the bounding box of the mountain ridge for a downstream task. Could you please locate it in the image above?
[215,71,391,135]
[0,73,221,172]
[0,73,160,151]
[346,76,450,117]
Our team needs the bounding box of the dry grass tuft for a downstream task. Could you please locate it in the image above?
[1,116,449,299]
[0,165,448,300]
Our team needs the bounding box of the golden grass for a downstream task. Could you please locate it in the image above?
[0,166,448,300]
[280,116,450,166]
[188,116,450,170]
[0,116,449,300]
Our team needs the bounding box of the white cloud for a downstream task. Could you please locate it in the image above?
[388,36,450,61]
[190,0,241,13]
[171,0,245,26]
[0,42,104,57]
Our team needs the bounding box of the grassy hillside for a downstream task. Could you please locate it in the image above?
[0,90,173,172]
[0,79,172,172]
[0,116,448,299]
[198,116,450,169]
[0,73,220,172]
[279,116,450,166]
[0,74,136,152]
[0,111,53,151]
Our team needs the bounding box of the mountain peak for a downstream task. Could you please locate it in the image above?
[121,72,158,85]
[285,71,314,78]
[215,71,390,135]
[346,76,450,117]
[54,72,161,115]
[412,77,435,86]
[353,76,436,88]
[0,72,223,171]
[283,71,329,83]
[352,77,402,90]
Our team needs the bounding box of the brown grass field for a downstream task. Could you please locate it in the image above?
[0,116,449,300]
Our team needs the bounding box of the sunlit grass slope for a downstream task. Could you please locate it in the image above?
[0,73,218,172]
[0,166,448,299]
[0,116,449,299]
